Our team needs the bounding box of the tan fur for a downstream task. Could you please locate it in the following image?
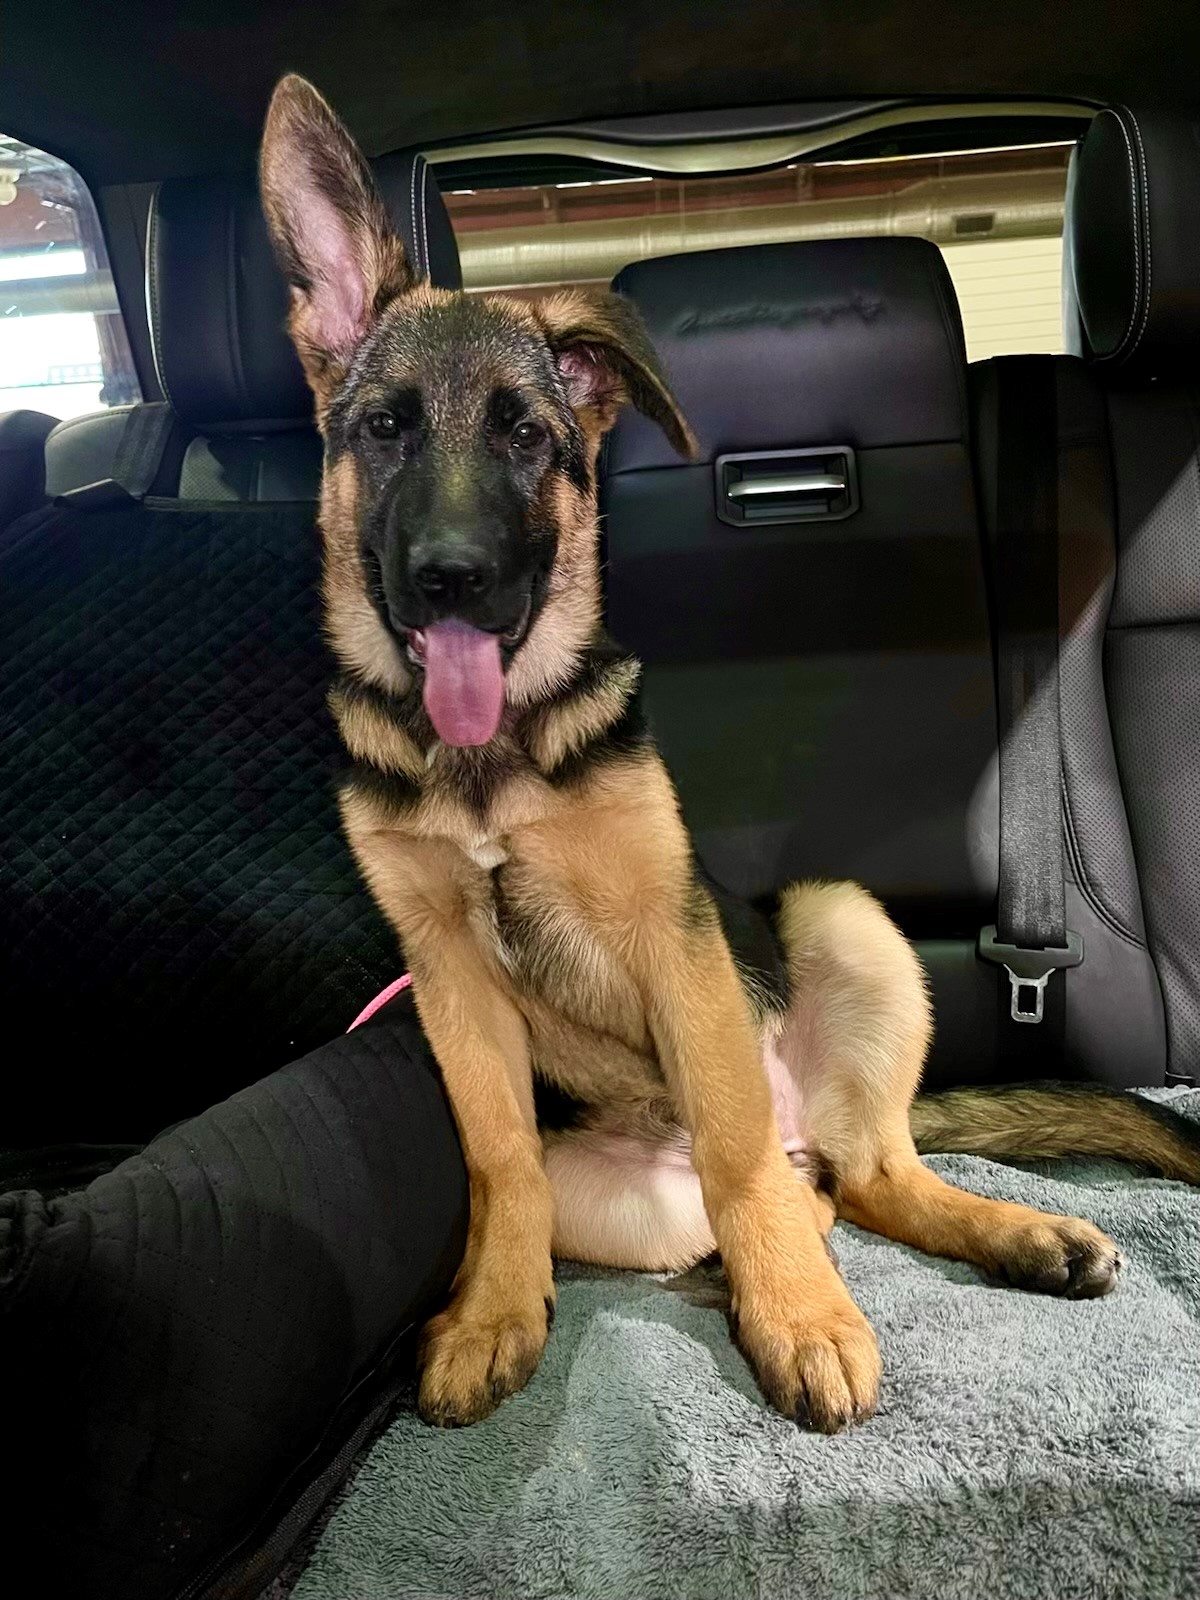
[532,290,699,459]
[774,879,934,1182]
[773,883,1123,1297]
[910,1086,1200,1185]
[350,825,554,1424]
[524,655,642,774]
[329,686,426,779]
[545,1117,838,1274]
[506,475,603,711]
[343,749,879,1428]
[545,1115,715,1272]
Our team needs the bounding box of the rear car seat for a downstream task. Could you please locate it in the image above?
[1,154,460,1146]
[2,160,469,1600]
[973,106,1200,1088]
[5,114,1192,1598]
[42,149,460,502]
[604,235,1168,1088]
[1065,107,1200,1088]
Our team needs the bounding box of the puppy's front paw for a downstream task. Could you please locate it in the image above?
[418,1290,553,1426]
[992,1215,1123,1299]
[733,1289,882,1433]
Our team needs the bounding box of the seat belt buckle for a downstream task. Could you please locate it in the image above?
[978,925,1084,1024]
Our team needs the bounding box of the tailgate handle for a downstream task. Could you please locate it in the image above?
[715,446,859,527]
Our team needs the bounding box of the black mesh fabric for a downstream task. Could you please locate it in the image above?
[0,499,399,1146]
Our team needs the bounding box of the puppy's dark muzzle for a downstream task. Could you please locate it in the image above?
[409,543,498,610]
[367,548,538,664]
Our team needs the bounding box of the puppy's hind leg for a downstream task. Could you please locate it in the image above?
[544,1114,716,1272]
[544,1105,838,1273]
[775,880,1122,1298]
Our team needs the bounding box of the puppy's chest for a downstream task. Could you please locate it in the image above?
[463,837,646,1045]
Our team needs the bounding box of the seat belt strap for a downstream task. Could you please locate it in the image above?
[978,356,1082,1025]
[56,402,178,509]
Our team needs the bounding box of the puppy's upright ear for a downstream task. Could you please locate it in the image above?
[260,74,413,397]
[536,290,697,460]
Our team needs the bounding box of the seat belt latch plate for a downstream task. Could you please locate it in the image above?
[977,926,1084,1025]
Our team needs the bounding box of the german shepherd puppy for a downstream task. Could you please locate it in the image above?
[261,76,1200,1432]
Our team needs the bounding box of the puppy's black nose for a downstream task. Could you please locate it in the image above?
[410,546,497,607]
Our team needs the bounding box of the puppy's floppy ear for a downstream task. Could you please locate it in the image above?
[536,290,697,460]
[260,74,413,392]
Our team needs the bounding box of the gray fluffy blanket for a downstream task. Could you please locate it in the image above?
[290,1089,1200,1600]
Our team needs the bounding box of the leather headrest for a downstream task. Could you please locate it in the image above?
[1063,106,1200,381]
[607,238,968,473]
[148,152,462,425]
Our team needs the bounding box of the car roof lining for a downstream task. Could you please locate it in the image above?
[426,103,1094,187]
[2,0,1195,186]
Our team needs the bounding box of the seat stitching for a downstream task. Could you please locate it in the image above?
[1120,107,1155,362]
[70,1170,145,1394]
[1107,615,1200,632]
[145,185,177,410]
[1060,772,1144,947]
[409,155,424,279]
[409,155,417,274]
[925,248,969,428]
[419,158,431,280]
[1092,109,1143,365]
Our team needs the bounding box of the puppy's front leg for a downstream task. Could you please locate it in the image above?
[410,950,553,1425]
[639,914,882,1431]
[354,834,554,1426]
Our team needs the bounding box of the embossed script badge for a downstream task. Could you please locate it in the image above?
[675,293,884,334]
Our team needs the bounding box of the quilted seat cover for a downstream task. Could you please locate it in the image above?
[0,499,399,1145]
[1,498,468,1599]
[3,995,468,1600]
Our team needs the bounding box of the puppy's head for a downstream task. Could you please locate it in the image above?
[260,75,694,747]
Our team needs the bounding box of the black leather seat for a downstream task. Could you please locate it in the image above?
[967,105,1200,1090]
[43,150,461,502]
[1053,106,1200,1084]
[604,239,1007,1084]
[970,349,1168,1084]
[605,235,1169,1089]
[0,408,57,527]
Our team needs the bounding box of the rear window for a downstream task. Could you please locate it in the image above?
[441,142,1071,363]
[0,135,140,419]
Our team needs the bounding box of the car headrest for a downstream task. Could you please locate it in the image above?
[607,237,968,474]
[148,151,462,425]
[1063,106,1200,381]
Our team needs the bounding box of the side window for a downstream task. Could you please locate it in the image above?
[440,141,1071,363]
[0,134,141,420]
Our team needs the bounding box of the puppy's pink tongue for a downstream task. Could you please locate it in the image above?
[421,619,505,747]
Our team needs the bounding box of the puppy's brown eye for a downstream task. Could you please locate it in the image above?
[511,420,544,450]
[366,411,399,440]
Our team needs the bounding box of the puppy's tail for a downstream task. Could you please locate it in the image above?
[910,1082,1200,1185]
